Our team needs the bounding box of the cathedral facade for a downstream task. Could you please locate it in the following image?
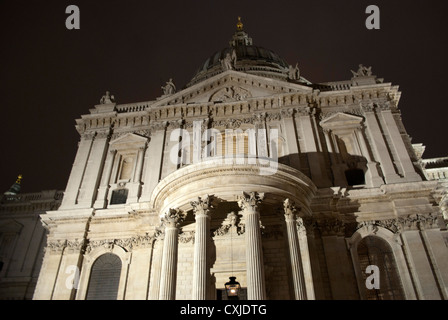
[2,20,448,300]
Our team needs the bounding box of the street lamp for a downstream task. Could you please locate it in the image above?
[225,276,241,300]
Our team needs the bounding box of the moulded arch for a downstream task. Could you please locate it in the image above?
[76,244,131,300]
[346,225,416,299]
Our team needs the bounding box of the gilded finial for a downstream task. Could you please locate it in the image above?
[236,16,243,31]
[16,174,22,184]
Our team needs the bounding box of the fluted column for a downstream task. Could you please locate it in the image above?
[159,208,185,300]
[191,195,214,300]
[284,199,307,300]
[238,191,266,300]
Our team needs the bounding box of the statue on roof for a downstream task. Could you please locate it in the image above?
[288,63,300,80]
[231,49,237,68]
[220,52,234,71]
[351,64,372,77]
[100,91,115,104]
[162,78,176,95]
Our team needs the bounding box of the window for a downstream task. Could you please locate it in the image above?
[86,253,122,300]
[216,131,249,157]
[357,236,405,300]
[110,189,128,205]
[345,168,365,186]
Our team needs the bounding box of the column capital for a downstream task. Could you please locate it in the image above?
[161,208,185,229]
[283,198,300,221]
[238,191,264,212]
[190,194,215,217]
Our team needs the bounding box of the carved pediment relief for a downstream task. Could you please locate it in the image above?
[209,86,252,103]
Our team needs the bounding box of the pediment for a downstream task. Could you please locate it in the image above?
[109,133,148,151]
[152,70,312,107]
[320,112,364,129]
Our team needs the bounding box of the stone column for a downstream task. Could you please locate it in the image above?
[283,199,307,300]
[191,195,214,300]
[238,191,266,300]
[159,208,185,300]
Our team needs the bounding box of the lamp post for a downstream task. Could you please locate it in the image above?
[225,276,241,300]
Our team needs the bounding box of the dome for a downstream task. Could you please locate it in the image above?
[186,18,295,87]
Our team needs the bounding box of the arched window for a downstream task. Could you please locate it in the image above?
[86,253,122,300]
[345,168,365,186]
[357,236,405,300]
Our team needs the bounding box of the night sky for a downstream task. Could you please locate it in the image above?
[1,0,447,194]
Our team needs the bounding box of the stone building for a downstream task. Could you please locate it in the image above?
[0,176,63,300]
[2,19,448,300]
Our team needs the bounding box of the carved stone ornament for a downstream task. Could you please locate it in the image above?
[351,64,372,78]
[439,194,448,221]
[283,198,299,220]
[161,78,176,96]
[356,213,441,234]
[398,213,440,231]
[356,219,400,234]
[210,86,251,103]
[213,211,245,237]
[167,119,184,130]
[160,208,186,229]
[237,191,264,212]
[178,231,195,244]
[296,217,307,236]
[46,239,67,254]
[65,239,86,253]
[85,233,155,254]
[100,91,115,104]
[191,195,214,217]
[149,120,168,131]
[212,117,254,129]
[85,239,115,253]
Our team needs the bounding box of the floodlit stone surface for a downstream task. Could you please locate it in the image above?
[1,22,448,300]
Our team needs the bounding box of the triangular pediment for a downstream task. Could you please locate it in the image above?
[109,133,148,151]
[152,70,313,107]
[320,112,364,128]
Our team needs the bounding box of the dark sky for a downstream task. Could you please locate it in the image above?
[0,0,447,194]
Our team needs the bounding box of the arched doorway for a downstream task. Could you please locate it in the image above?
[86,253,122,300]
[357,236,405,300]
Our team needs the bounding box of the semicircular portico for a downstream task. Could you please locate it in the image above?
[150,157,316,215]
